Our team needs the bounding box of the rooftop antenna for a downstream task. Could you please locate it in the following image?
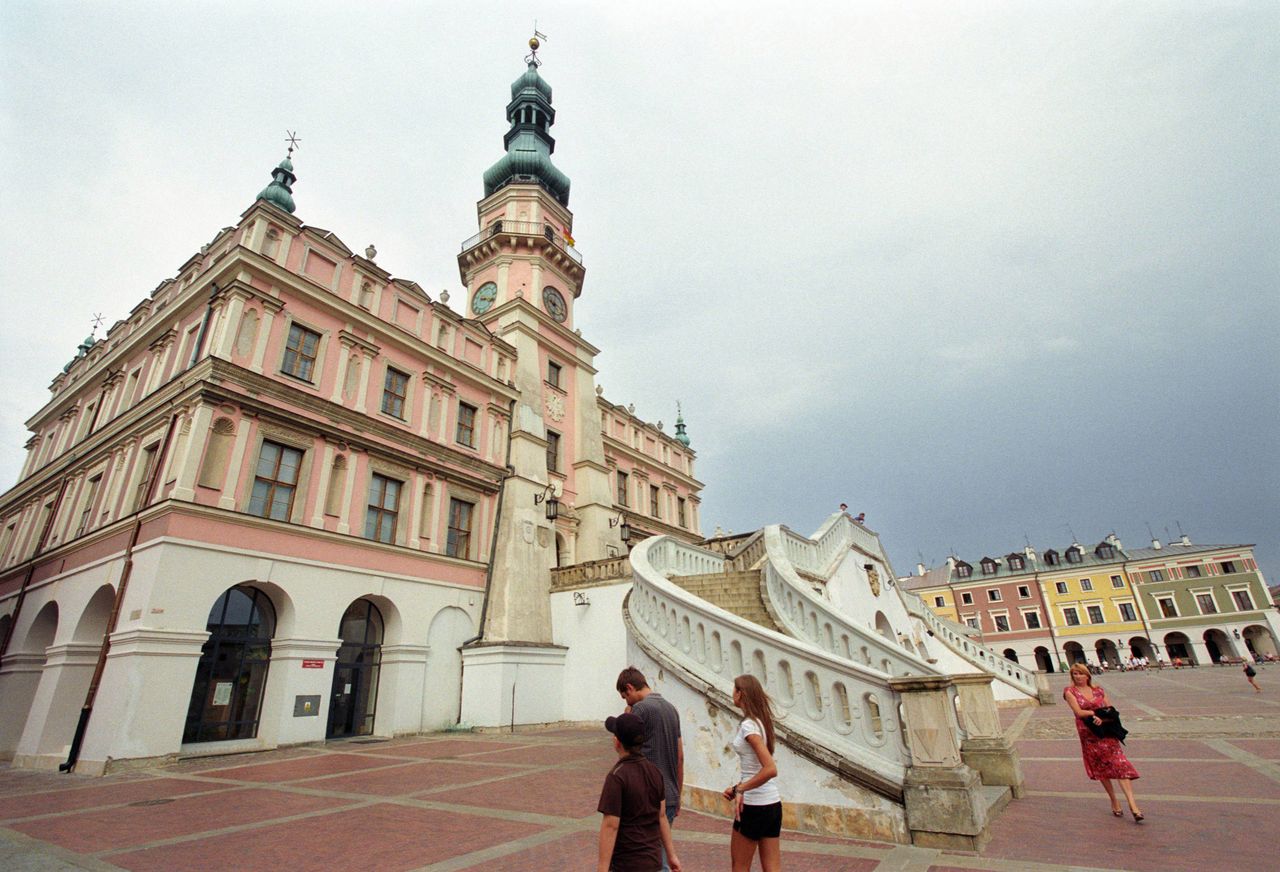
[526,23,548,66]
[1164,525,1172,544]
[1145,522,1156,540]
[1066,523,1079,544]
[1023,532,1032,548]
[90,313,105,337]
[285,130,301,158]
[1176,521,1187,538]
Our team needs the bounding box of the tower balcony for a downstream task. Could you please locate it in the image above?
[460,220,583,266]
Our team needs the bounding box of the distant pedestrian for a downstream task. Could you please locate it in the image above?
[1243,661,1261,693]
[1064,664,1144,822]
[597,713,682,872]
[617,667,683,872]
[722,674,783,871]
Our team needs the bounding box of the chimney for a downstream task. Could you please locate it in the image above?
[917,562,927,576]
[1106,533,1123,549]
[1180,534,1191,546]
[1024,545,1038,563]
[1151,538,1162,550]
[946,556,956,571]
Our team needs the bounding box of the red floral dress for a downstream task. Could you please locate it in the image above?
[1068,685,1140,780]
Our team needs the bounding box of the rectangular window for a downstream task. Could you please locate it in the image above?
[1055,581,1068,595]
[616,471,629,506]
[282,323,321,382]
[364,474,401,544]
[934,596,945,608]
[1111,575,1124,588]
[249,441,303,521]
[1158,597,1178,618]
[455,402,477,447]
[1063,607,1080,626]
[546,430,560,473]
[1118,602,1137,621]
[677,497,687,528]
[1231,589,1255,611]
[1017,585,1030,599]
[993,614,1010,632]
[961,592,973,605]
[987,589,1002,602]
[1087,605,1104,624]
[446,497,474,558]
[965,617,979,629]
[1148,569,1165,582]
[1080,578,1093,591]
[1220,561,1237,574]
[133,443,159,511]
[1183,565,1202,578]
[381,367,409,418]
[546,360,562,389]
[1023,611,1042,629]
[649,485,660,518]
[1195,592,1218,614]
[76,475,103,536]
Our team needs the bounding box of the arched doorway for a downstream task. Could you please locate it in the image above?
[328,599,383,739]
[554,532,570,568]
[1095,639,1120,668]
[1034,646,1054,672]
[874,611,894,643]
[1203,629,1235,664]
[1063,641,1086,665]
[1127,637,1155,661]
[1002,648,1019,663]
[0,602,58,756]
[183,586,276,743]
[1242,624,1278,659]
[1164,631,1194,664]
[31,586,114,756]
[423,607,475,731]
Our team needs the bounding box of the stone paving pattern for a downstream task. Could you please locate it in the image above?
[1,667,1276,871]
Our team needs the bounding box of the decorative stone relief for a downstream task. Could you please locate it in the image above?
[343,356,359,400]
[545,392,566,422]
[235,309,259,358]
[867,564,881,597]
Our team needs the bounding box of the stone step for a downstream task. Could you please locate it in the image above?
[668,570,781,633]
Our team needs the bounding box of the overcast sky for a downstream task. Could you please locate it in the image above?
[2,2,1276,583]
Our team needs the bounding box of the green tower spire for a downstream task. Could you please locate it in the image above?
[674,403,691,447]
[482,38,571,206]
[257,133,300,214]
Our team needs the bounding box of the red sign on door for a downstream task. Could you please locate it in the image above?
[301,659,324,669]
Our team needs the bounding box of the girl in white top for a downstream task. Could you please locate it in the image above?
[722,674,782,871]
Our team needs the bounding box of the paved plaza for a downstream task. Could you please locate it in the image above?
[1,666,1275,872]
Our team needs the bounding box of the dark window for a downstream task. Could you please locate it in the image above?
[1097,544,1115,560]
[328,599,384,739]
[649,485,660,518]
[1008,555,1025,571]
[456,402,477,447]
[981,559,997,575]
[934,596,945,607]
[677,497,687,528]
[1118,602,1137,621]
[1149,569,1165,582]
[1080,578,1094,591]
[1024,611,1042,629]
[1220,561,1238,574]
[1044,550,1060,566]
[1086,605,1104,624]
[1158,597,1178,618]
[77,475,103,536]
[1063,607,1080,626]
[955,562,972,579]
[546,360,562,389]
[446,497,474,558]
[616,471,629,506]
[134,443,160,510]
[1066,547,1082,564]
[282,324,321,381]
[965,617,979,629]
[183,586,275,743]
[1017,585,1030,599]
[1232,589,1254,610]
[993,615,1010,632]
[1111,575,1124,588]
[1184,565,1202,578]
[1055,581,1069,595]
[1195,593,1218,614]
[364,474,401,543]
[961,592,974,605]
[546,430,560,473]
[987,589,1002,602]
[249,441,302,521]
[381,368,409,418]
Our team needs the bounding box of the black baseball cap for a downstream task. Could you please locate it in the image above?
[604,712,644,748]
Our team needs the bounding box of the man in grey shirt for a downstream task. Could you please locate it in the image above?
[617,666,683,872]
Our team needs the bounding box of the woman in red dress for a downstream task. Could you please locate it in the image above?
[1063,663,1144,822]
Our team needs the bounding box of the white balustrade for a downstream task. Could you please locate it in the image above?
[900,590,1039,696]
[630,536,910,783]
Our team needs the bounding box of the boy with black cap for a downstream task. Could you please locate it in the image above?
[597,712,682,872]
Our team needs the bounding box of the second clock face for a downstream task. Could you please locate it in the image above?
[542,286,567,322]
[472,281,498,315]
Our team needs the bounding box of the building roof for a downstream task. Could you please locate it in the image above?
[483,60,571,206]
[1123,543,1254,563]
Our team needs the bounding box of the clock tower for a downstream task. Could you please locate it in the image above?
[459,39,619,728]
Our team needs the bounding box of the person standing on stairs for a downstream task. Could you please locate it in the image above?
[618,667,684,872]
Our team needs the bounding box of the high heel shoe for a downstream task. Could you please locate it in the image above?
[1112,809,1124,817]
[1132,811,1145,823]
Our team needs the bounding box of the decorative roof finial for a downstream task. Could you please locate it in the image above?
[285,130,301,157]
[256,132,299,214]
[90,313,105,338]
[674,402,691,447]
[526,23,547,66]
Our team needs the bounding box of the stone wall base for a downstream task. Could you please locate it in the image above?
[903,765,990,850]
[683,785,909,844]
[961,737,1026,798]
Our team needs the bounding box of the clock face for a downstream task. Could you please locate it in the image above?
[471,281,498,315]
[542,286,568,323]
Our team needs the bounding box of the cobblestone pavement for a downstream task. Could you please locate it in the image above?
[1,665,1276,871]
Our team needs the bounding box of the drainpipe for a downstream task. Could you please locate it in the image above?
[455,398,517,722]
[1034,571,1065,672]
[0,477,74,665]
[60,409,181,773]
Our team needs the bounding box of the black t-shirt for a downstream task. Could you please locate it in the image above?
[597,754,664,872]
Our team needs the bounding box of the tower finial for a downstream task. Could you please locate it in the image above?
[674,402,691,447]
[526,24,547,66]
[285,129,301,158]
[256,135,299,214]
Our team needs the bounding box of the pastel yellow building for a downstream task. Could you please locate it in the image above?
[1036,540,1146,666]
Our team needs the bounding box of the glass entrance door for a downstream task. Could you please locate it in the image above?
[326,599,383,739]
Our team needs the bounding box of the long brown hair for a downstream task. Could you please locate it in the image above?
[733,674,776,753]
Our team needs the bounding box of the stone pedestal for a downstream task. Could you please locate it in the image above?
[13,642,101,767]
[1033,670,1055,705]
[952,673,1025,797]
[460,642,567,728]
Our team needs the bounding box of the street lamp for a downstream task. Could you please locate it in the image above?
[534,483,559,521]
[609,511,631,544]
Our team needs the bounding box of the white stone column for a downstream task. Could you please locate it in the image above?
[219,416,252,510]
[250,300,283,374]
[375,644,430,736]
[0,652,46,759]
[406,471,424,549]
[213,293,248,360]
[171,405,214,501]
[257,637,343,749]
[429,480,447,553]
[13,642,102,766]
